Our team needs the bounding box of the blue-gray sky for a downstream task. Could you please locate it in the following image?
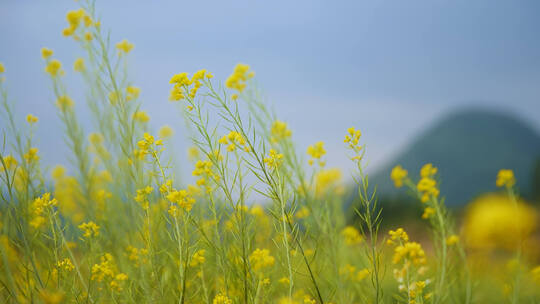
[1,0,539,179]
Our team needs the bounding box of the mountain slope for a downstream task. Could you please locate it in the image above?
[370,108,540,206]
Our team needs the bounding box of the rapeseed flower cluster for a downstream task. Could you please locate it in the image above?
[169,69,211,103]
[306,141,326,166]
[0,155,18,172]
[62,8,95,38]
[344,127,362,148]
[314,168,342,196]
[271,120,292,142]
[73,57,85,72]
[416,163,440,203]
[126,245,148,267]
[55,95,74,110]
[496,169,516,188]
[219,131,250,152]
[390,165,408,188]
[192,159,220,191]
[126,86,141,101]
[78,221,100,238]
[339,264,370,282]
[57,258,75,272]
[135,132,163,160]
[45,59,64,77]
[225,63,253,98]
[249,248,275,272]
[167,187,197,212]
[213,293,232,304]
[24,147,40,162]
[116,39,134,54]
[344,127,364,162]
[133,110,150,123]
[91,253,128,292]
[159,125,174,139]
[134,186,153,210]
[29,193,58,229]
[41,47,53,60]
[190,249,206,267]
[264,149,284,170]
[341,226,363,245]
[26,114,38,124]
[387,229,430,303]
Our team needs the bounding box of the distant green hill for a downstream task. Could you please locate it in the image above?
[369,108,540,206]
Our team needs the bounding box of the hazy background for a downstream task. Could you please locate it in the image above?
[1,0,539,181]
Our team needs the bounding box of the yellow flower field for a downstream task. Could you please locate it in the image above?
[1,1,539,303]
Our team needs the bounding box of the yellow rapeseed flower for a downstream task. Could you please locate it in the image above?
[417,163,439,203]
[344,127,362,150]
[463,193,537,251]
[421,207,435,219]
[168,69,209,102]
[57,258,75,272]
[78,221,100,238]
[249,248,275,271]
[496,169,515,188]
[315,168,342,195]
[392,241,427,266]
[270,120,292,142]
[51,165,66,180]
[109,273,128,292]
[134,186,153,210]
[387,228,409,245]
[116,39,134,54]
[264,149,283,170]
[339,264,370,281]
[63,9,87,37]
[73,57,85,72]
[55,95,74,110]
[1,155,18,171]
[294,206,310,219]
[126,86,140,101]
[0,62,5,73]
[167,188,196,211]
[133,110,150,123]
[159,125,174,138]
[226,63,252,93]
[420,163,437,178]
[213,293,232,304]
[26,114,38,124]
[390,165,408,188]
[446,234,459,246]
[24,147,40,162]
[307,141,326,166]
[45,59,64,77]
[41,47,53,59]
[126,246,149,267]
[341,226,363,245]
[190,249,206,267]
[187,146,200,161]
[219,131,249,152]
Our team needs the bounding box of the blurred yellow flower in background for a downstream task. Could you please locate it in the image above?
[463,193,538,251]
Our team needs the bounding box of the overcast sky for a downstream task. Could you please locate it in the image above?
[1,0,539,180]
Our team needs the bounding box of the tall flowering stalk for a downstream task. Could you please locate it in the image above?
[345,127,384,304]
[391,164,472,303]
[496,169,523,303]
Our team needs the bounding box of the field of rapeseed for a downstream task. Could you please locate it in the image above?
[1,2,539,303]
